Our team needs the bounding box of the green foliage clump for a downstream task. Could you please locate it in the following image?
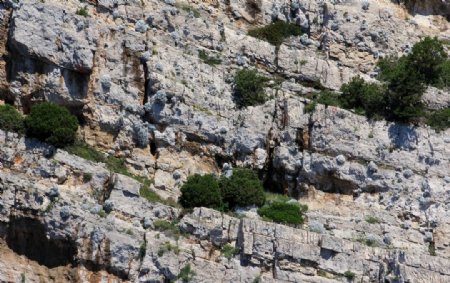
[76,7,89,17]
[234,68,268,108]
[340,76,385,118]
[158,241,180,256]
[426,108,450,132]
[221,244,240,259]
[436,60,450,88]
[248,21,302,46]
[178,174,222,209]
[257,201,307,225]
[316,90,342,108]
[198,50,222,65]
[178,4,201,18]
[0,104,25,134]
[178,263,195,282]
[24,102,79,147]
[220,168,265,210]
[365,215,381,224]
[408,36,447,84]
[153,219,181,239]
[343,270,356,280]
[377,56,425,121]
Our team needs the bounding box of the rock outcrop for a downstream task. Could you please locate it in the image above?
[0,0,449,282]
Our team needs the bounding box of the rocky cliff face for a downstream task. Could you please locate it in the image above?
[0,0,449,282]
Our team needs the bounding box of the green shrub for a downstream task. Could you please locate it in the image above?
[24,102,79,147]
[198,50,222,65]
[365,215,381,224]
[377,56,425,121]
[0,104,24,134]
[178,263,195,282]
[340,76,385,117]
[248,21,302,46]
[139,241,147,261]
[257,201,307,225]
[76,7,89,17]
[343,270,356,280]
[178,174,222,209]
[83,173,93,183]
[316,90,342,108]
[221,244,240,259]
[426,108,450,132]
[234,68,268,108]
[408,37,447,84]
[220,168,265,210]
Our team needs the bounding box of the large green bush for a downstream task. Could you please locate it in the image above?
[0,104,25,134]
[219,168,265,210]
[234,68,268,108]
[248,21,302,46]
[340,76,385,118]
[377,56,425,121]
[24,102,79,147]
[257,201,307,225]
[178,174,222,209]
[408,37,447,84]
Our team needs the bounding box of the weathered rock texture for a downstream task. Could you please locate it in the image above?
[0,0,449,282]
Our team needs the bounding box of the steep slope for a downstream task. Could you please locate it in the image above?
[0,0,449,282]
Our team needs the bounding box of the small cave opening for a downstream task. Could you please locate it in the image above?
[6,217,77,268]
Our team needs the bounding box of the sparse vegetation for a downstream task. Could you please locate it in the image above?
[139,241,147,260]
[221,244,240,259]
[234,68,268,108]
[0,104,25,134]
[153,219,181,239]
[257,201,307,225]
[365,215,381,224]
[248,21,302,46]
[198,50,222,65]
[64,140,105,162]
[179,174,222,209]
[177,3,201,18]
[158,241,180,256]
[25,102,79,148]
[178,263,195,282]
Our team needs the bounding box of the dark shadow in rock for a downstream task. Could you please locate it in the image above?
[6,216,77,268]
[388,124,418,151]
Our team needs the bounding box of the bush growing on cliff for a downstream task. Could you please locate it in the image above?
[248,21,302,46]
[25,102,79,147]
[219,168,265,210]
[257,201,307,225]
[0,104,25,134]
[178,174,223,209]
[234,68,268,108]
[340,76,385,118]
